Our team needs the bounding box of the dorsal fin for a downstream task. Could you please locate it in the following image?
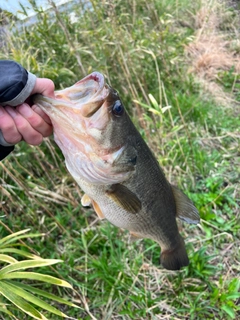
[171,185,199,224]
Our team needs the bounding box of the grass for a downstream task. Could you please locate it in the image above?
[0,0,239,319]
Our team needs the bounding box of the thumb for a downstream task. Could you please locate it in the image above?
[31,78,55,98]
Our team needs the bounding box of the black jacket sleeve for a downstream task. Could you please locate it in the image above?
[0,145,14,160]
[0,60,28,104]
[0,60,36,161]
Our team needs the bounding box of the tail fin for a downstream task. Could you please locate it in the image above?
[160,236,189,270]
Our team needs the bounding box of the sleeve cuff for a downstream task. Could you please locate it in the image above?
[0,72,37,107]
[0,130,15,147]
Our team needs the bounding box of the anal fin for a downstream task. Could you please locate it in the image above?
[171,185,200,224]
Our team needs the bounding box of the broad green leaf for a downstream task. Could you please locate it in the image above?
[0,259,62,277]
[161,105,172,113]
[221,305,235,319]
[147,107,161,115]
[13,281,80,308]
[132,99,150,109]
[0,281,47,320]
[148,93,159,109]
[0,233,45,247]
[0,229,30,246]
[0,254,18,264]
[0,248,40,260]
[2,272,73,288]
[228,278,240,292]
[225,292,240,300]
[4,281,70,318]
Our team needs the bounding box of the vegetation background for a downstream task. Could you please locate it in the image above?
[0,0,239,319]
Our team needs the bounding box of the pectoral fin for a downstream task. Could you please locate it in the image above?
[106,184,142,214]
[81,194,105,220]
[81,194,92,207]
[171,185,200,224]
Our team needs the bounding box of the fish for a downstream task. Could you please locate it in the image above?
[34,72,199,270]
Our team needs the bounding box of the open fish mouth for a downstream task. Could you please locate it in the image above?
[34,72,110,118]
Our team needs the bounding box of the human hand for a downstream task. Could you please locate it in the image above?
[0,78,54,146]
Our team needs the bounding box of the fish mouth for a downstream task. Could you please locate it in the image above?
[34,72,110,118]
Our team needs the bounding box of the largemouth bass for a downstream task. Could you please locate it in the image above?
[34,72,199,270]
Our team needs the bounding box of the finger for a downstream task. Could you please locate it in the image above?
[31,104,52,125]
[5,106,43,145]
[0,106,22,144]
[16,104,53,138]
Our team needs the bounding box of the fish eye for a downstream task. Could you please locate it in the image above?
[112,100,124,117]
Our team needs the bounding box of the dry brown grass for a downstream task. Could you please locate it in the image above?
[185,0,240,105]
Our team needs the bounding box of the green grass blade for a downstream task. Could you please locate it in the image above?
[3,281,70,318]
[0,259,62,277]
[0,281,47,319]
[2,272,73,288]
